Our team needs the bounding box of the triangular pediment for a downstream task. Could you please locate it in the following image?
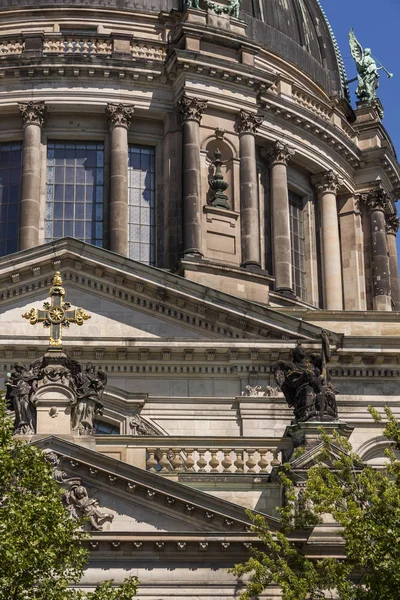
[0,238,339,346]
[34,436,279,535]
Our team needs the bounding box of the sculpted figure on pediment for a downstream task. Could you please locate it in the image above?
[70,361,107,435]
[5,362,39,434]
[274,341,338,423]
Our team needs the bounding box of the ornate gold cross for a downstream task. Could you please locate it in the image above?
[22,272,90,347]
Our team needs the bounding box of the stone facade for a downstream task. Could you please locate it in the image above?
[0,0,399,598]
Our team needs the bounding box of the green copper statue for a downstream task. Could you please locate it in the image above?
[349,28,393,110]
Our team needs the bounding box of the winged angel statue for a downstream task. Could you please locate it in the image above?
[349,28,381,105]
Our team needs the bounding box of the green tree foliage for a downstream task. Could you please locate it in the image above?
[232,407,400,600]
[0,401,138,600]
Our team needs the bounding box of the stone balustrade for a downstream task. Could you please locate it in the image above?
[0,38,24,55]
[146,446,282,474]
[43,37,112,54]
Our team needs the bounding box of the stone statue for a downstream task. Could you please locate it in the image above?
[348,28,392,114]
[274,343,338,423]
[70,361,107,435]
[5,362,38,434]
[63,484,113,531]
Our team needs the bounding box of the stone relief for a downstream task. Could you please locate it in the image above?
[274,341,338,423]
[242,385,282,397]
[130,413,160,436]
[4,355,107,436]
[44,450,113,531]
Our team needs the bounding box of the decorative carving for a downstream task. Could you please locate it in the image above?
[130,413,160,435]
[364,186,392,213]
[274,342,338,423]
[176,95,208,123]
[22,272,90,347]
[386,213,400,235]
[208,148,229,209]
[237,109,263,135]
[261,140,295,165]
[5,362,39,434]
[18,101,46,127]
[70,362,107,435]
[242,385,281,397]
[311,170,343,195]
[106,103,134,130]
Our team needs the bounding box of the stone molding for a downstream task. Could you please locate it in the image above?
[18,100,46,127]
[311,170,343,194]
[106,102,134,130]
[176,95,208,123]
[260,140,295,166]
[364,187,392,213]
[386,213,400,235]
[236,109,263,135]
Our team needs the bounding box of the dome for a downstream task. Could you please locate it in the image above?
[0,0,346,95]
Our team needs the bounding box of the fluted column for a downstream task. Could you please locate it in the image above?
[312,171,343,310]
[237,110,263,269]
[177,95,207,257]
[386,214,400,311]
[107,103,134,256]
[263,141,295,296]
[18,101,46,250]
[364,188,392,311]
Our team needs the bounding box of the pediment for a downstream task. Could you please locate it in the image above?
[0,238,339,345]
[34,436,280,534]
[289,440,362,473]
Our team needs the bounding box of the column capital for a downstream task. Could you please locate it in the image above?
[176,95,208,123]
[106,103,134,130]
[311,170,343,195]
[18,101,46,128]
[386,213,400,235]
[260,140,295,165]
[237,109,263,135]
[364,186,392,213]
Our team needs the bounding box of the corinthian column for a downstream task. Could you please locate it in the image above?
[107,103,134,256]
[386,213,400,311]
[237,110,263,269]
[263,141,295,296]
[18,101,46,250]
[176,95,207,257]
[364,188,392,311]
[312,170,343,310]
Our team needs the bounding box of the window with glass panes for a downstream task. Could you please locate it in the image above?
[289,190,305,300]
[45,142,104,246]
[0,142,22,256]
[128,145,155,265]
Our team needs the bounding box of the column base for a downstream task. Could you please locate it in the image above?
[275,287,296,299]
[240,261,262,272]
[182,249,204,259]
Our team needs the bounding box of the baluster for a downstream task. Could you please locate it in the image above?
[157,449,171,473]
[245,449,257,473]
[82,40,89,54]
[221,448,233,473]
[258,448,269,473]
[209,449,220,473]
[66,40,74,53]
[233,449,245,473]
[171,447,184,472]
[147,448,157,472]
[271,450,281,467]
[196,449,208,472]
[183,448,195,472]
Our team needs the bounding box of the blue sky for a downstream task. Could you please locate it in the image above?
[321,1,400,256]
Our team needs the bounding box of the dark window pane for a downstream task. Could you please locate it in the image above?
[0,142,22,255]
[45,141,104,245]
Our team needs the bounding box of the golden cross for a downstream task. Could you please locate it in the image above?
[22,272,91,347]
